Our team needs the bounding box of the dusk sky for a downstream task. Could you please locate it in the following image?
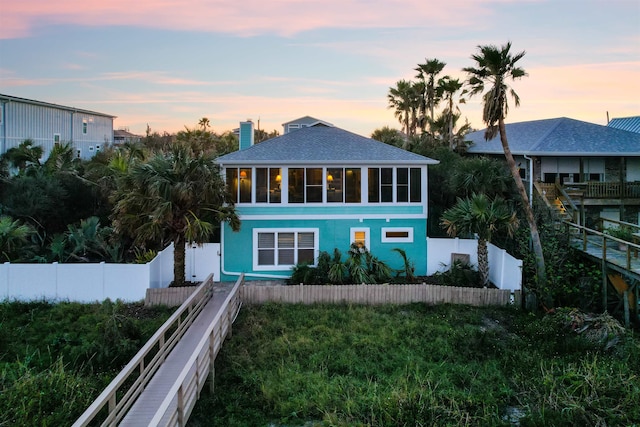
[1,0,638,138]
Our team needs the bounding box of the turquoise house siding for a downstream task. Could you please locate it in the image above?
[216,124,438,282]
[220,217,427,281]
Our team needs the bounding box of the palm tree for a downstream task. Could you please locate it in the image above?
[3,140,43,172]
[436,76,466,149]
[198,117,211,131]
[441,194,518,287]
[463,41,546,290]
[449,157,513,200]
[112,144,240,286]
[43,142,77,174]
[388,80,414,137]
[370,126,406,148]
[415,58,447,127]
[0,215,35,261]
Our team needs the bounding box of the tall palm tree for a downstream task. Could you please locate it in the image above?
[436,76,466,149]
[112,144,240,286]
[387,80,414,136]
[463,41,546,290]
[415,58,447,128]
[441,194,518,287]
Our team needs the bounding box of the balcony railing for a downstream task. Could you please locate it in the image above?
[563,181,640,199]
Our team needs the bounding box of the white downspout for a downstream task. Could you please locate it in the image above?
[524,154,534,206]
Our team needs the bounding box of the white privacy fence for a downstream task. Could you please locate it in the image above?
[427,237,523,291]
[1,238,521,302]
[0,243,221,303]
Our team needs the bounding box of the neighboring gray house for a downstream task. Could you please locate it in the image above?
[466,117,640,226]
[282,116,333,134]
[114,128,142,145]
[0,93,115,160]
[608,116,640,133]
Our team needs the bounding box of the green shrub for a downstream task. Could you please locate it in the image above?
[432,259,482,287]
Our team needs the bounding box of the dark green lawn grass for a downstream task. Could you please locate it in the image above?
[189,303,640,427]
[0,300,174,426]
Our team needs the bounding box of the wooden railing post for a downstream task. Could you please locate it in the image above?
[177,384,184,427]
[209,327,216,394]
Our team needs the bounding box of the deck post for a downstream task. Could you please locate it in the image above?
[209,329,215,394]
[209,366,215,394]
[602,260,608,312]
[623,290,630,328]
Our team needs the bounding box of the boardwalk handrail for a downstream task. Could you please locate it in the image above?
[148,274,244,426]
[562,220,640,271]
[73,275,215,427]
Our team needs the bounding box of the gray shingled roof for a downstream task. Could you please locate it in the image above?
[216,126,438,165]
[608,116,640,134]
[466,117,640,156]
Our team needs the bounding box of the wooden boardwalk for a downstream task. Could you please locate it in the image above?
[119,281,236,426]
[569,233,640,278]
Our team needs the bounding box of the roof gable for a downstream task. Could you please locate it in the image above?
[281,116,332,127]
[466,117,640,156]
[217,126,438,165]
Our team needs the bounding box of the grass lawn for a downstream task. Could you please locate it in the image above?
[189,303,640,427]
[0,299,174,426]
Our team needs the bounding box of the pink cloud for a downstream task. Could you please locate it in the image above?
[1,0,499,39]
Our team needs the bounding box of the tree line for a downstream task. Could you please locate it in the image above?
[379,42,546,303]
[0,119,270,286]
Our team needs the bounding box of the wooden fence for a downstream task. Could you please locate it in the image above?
[146,286,199,307]
[241,283,519,307]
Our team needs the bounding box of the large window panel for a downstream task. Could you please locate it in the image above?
[306,168,323,203]
[254,229,318,270]
[257,232,275,266]
[397,168,409,202]
[226,168,238,203]
[239,168,252,203]
[298,232,315,264]
[270,168,282,203]
[410,168,421,202]
[256,168,268,203]
[288,168,304,203]
[345,168,361,203]
[368,168,379,203]
[381,168,393,202]
[327,168,344,203]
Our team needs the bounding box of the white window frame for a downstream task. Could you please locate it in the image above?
[82,119,88,134]
[350,227,370,249]
[53,134,61,146]
[253,228,319,271]
[381,227,414,243]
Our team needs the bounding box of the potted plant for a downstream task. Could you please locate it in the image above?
[605,226,634,251]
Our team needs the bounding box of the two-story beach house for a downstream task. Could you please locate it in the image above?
[0,93,115,160]
[215,120,438,282]
[465,117,640,227]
